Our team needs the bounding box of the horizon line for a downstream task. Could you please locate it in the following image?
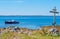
[0,15,60,16]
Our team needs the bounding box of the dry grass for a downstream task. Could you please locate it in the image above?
[0,30,60,39]
[0,26,60,39]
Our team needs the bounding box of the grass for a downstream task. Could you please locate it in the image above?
[0,31,60,39]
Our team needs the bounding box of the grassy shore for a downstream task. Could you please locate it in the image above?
[0,31,60,39]
[0,26,60,39]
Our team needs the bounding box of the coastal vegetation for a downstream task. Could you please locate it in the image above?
[0,26,60,39]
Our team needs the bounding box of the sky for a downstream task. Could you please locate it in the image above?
[0,0,60,16]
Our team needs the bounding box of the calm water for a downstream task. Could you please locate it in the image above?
[0,16,60,29]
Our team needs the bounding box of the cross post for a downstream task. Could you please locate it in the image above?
[50,7,59,27]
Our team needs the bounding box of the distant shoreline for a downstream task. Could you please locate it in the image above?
[0,15,60,16]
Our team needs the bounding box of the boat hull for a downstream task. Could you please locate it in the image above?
[5,21,19,24]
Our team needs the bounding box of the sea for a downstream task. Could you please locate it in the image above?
[0,16,60,29]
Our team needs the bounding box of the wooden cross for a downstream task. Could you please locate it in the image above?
[50,7,59,26]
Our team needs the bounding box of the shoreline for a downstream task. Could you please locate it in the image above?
[0,26,60,39]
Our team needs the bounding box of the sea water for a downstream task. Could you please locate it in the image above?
[0,16,60,29]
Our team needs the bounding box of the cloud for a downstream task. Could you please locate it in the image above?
[16,0,24,3]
